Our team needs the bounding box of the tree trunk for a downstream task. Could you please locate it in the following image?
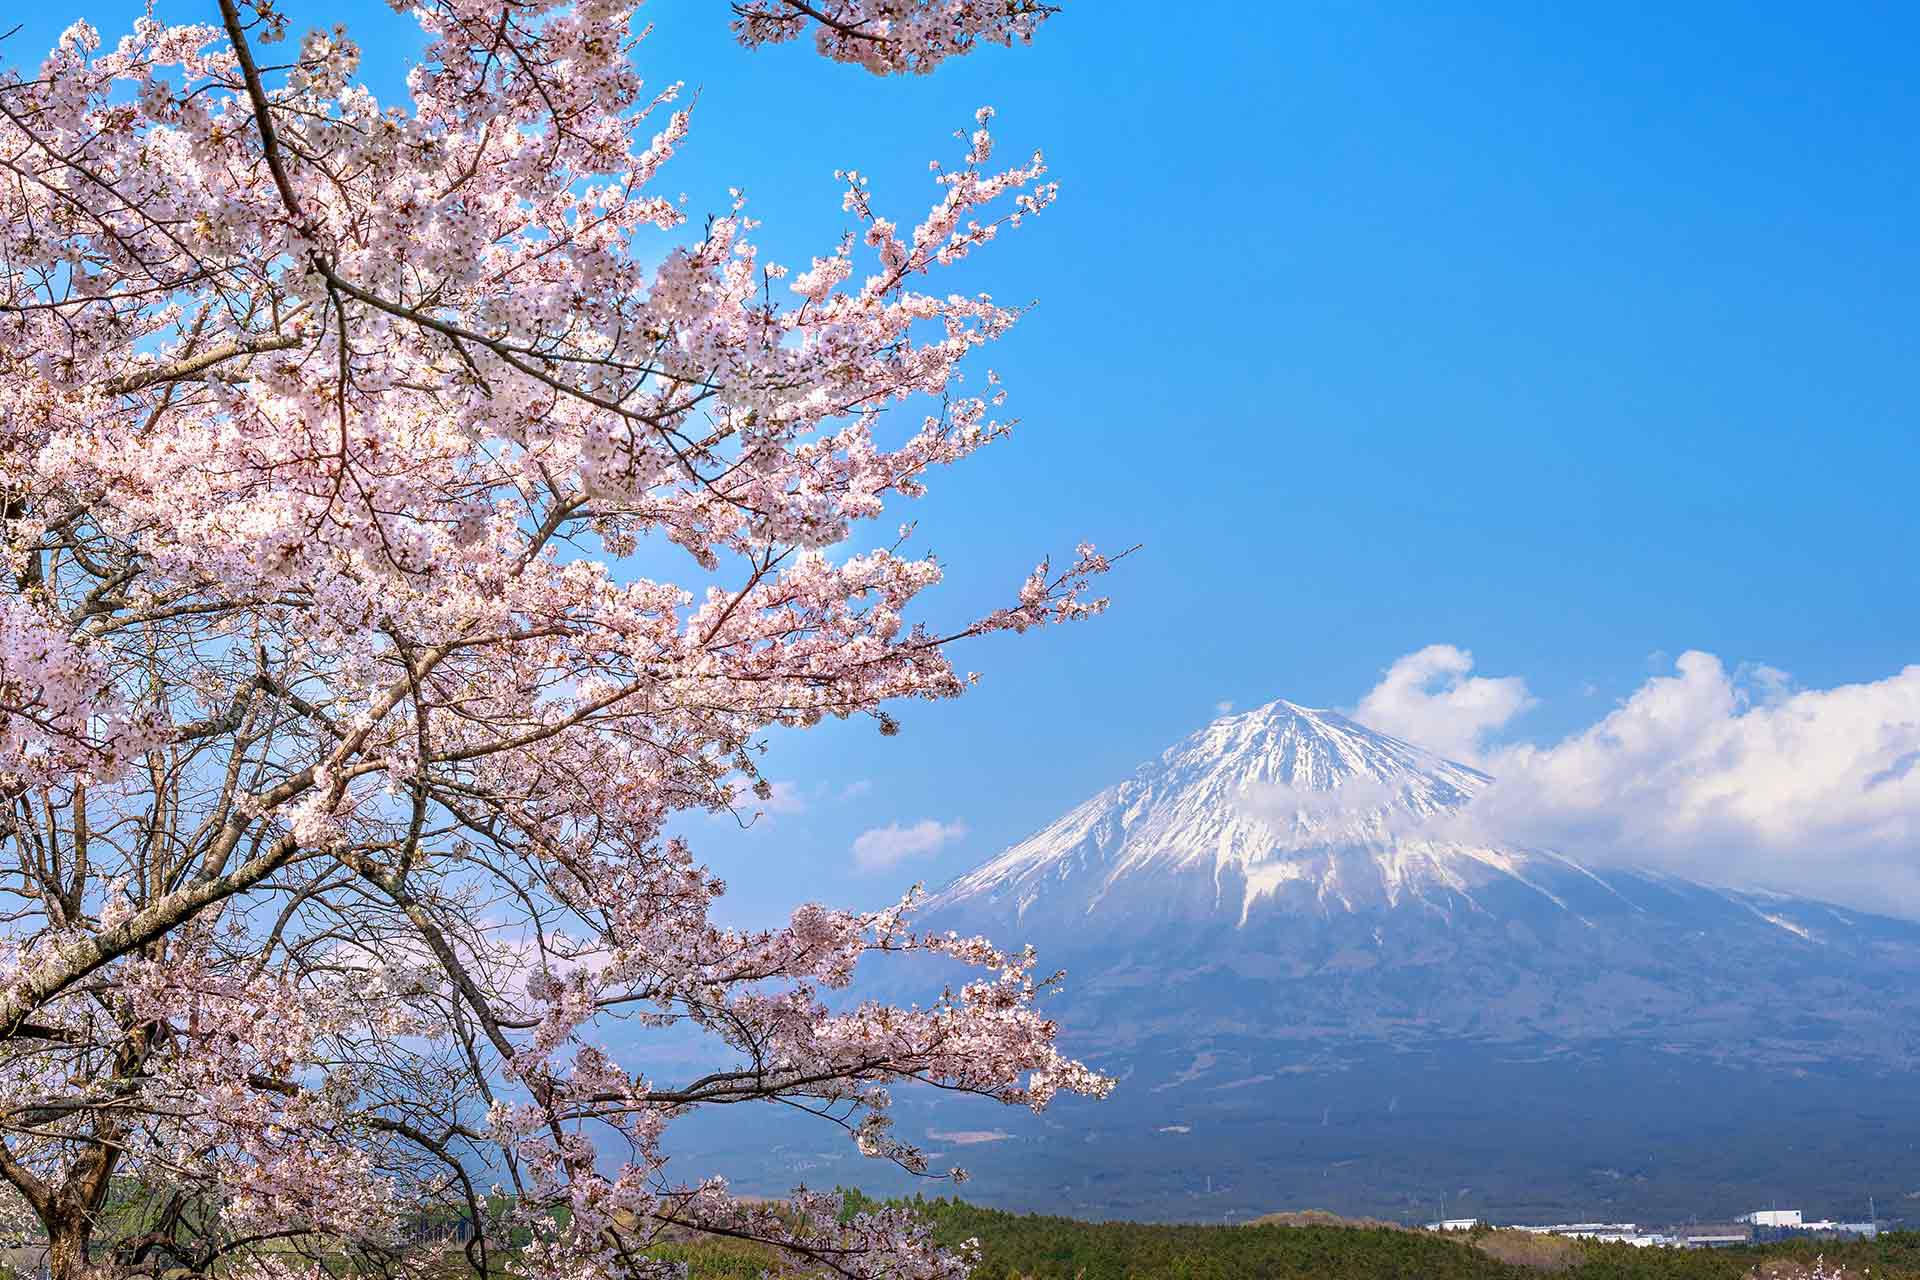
[45,1207,98,1280]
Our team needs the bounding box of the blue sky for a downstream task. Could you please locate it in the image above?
[11,1,1918,917]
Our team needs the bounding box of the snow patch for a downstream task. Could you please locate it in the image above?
[1756,909,1816,942]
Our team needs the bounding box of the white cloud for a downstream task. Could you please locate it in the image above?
[1459,652,1920,910]
[761,780,810,815]
[851,818,969,873]
[1349,644,1536,764]
[1343,645,1920,912]
[840,778,875,801]
[1215,700,1236,715]
[1738,661,1792,704]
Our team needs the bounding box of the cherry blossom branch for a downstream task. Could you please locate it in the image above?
[99,334,304,395]
[0,3,1119,1276]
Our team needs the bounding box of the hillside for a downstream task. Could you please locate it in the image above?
[655,1197,1920,1280]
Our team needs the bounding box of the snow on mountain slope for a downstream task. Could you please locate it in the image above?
[935,699,1563,928]
[918,695,1920,1069]
[876,696,1920,1227]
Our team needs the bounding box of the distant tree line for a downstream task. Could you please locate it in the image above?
[821,1193,1920,1280]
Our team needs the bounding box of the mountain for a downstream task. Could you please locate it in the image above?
[927,698,1920,1060]
[823,699,1920,1225]
[937,699,1500,930]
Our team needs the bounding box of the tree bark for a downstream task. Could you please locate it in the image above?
[46,1209,97,1280]
[41,1136,118,1280]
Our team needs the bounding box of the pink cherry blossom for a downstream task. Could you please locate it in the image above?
[0,3,1114,1278]
[732,1,1060,76]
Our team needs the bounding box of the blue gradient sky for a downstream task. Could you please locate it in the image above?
[10,1,1917,919]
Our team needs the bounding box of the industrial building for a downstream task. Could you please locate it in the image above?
[1501,1206,1883,1250]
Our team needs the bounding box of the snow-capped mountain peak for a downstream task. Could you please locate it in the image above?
[891,713,1920,1225]
[935,698,1531,928]
[1154,698,1487,805]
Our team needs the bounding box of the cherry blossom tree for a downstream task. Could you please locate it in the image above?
[0,1,1113,1277]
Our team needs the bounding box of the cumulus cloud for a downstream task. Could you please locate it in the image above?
[1463,652,1920,910]
[1216,700,1236,715]
[1354,645,1920,913]
[1349,644,1536,764]
[852,819,969,873]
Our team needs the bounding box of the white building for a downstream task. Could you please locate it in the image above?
[1529,1223,1640,1240]
[1685,1234,1751,1249]
[1423,1218,1481,1232]
[1741,1210,1803,1228]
